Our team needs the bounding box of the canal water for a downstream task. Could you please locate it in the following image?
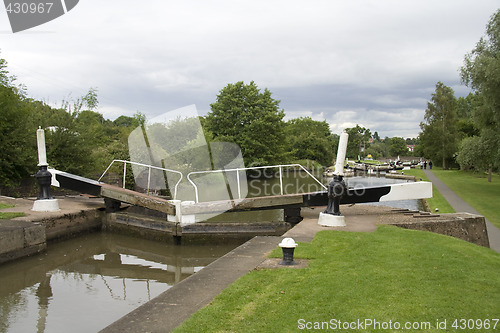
[0,232,241,333]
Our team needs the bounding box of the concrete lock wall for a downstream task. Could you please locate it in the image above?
[43,209,105,241]
[391,212,490,248]
[0,221,46,264]
[0,198,107,265]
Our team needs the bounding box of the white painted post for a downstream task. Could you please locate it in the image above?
[36,127,48,166]
[123,163,127,188]
[180,201,196,226]
[167,200,196,226]
[334,131,348,176]
[167,200,182,223]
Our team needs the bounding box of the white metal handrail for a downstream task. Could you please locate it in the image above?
[186,164,327,203]
[98,159,183,199]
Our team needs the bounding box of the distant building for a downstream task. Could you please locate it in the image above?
[407,145,415,152]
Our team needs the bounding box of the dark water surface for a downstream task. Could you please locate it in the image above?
[0,232,240,333]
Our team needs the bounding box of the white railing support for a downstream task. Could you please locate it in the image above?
[98,160,183,200]
[187,164,326,203]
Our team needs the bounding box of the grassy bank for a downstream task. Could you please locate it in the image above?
[175,226,500,332]
[0,203,24,219]
[432,169,500,229]
[400,169,455,214]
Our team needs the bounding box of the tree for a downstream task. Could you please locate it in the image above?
[456,136,490,171]
[205,81,286,166]
[389,137,408,157]
[365,141,387,160]
[284,117,335,166]
[419,82,458,169]
[344,125,371,160]
[460,9,500,171]
[0,57,37,188]
[0,85,36,187]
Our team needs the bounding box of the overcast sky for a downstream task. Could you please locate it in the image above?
[1,1,498,138]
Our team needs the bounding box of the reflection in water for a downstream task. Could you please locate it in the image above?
[36,274,52,333]
[0,232,240,333]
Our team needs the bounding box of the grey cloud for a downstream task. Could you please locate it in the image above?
[2,0,498,139]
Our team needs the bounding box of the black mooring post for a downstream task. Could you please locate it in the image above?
[323,175,347,216]
[34,165,53,200]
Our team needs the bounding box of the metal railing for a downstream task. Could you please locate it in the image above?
[98,159,183,199]
[186,164,327,203]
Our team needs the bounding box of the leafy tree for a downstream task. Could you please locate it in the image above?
[0,85,36,187]
[0,57,37,188]
[205,81,286,166]
[344,125,371,160]
[456,136,491,171]
[0,57,14,87]
[365,141,387,160]
[60,87,99,118]
[114,115,135,127]
[460,9,500,171]
[389,137,408,157]
[419,82,458,169]
[284,117,335,166]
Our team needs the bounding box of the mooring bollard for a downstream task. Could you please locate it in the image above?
[279,237,298,265]
[34,165,53,200]
[323,175,347,216]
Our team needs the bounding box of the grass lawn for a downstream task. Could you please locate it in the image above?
[432,169,500,229]
[174,226,500,333]
[0,203,24,219]
[400,169,455,214]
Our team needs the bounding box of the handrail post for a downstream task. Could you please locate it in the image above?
[123,162,127,189]
[279,165,284,195]
[236,168,241,199]
[147,166,151,195]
